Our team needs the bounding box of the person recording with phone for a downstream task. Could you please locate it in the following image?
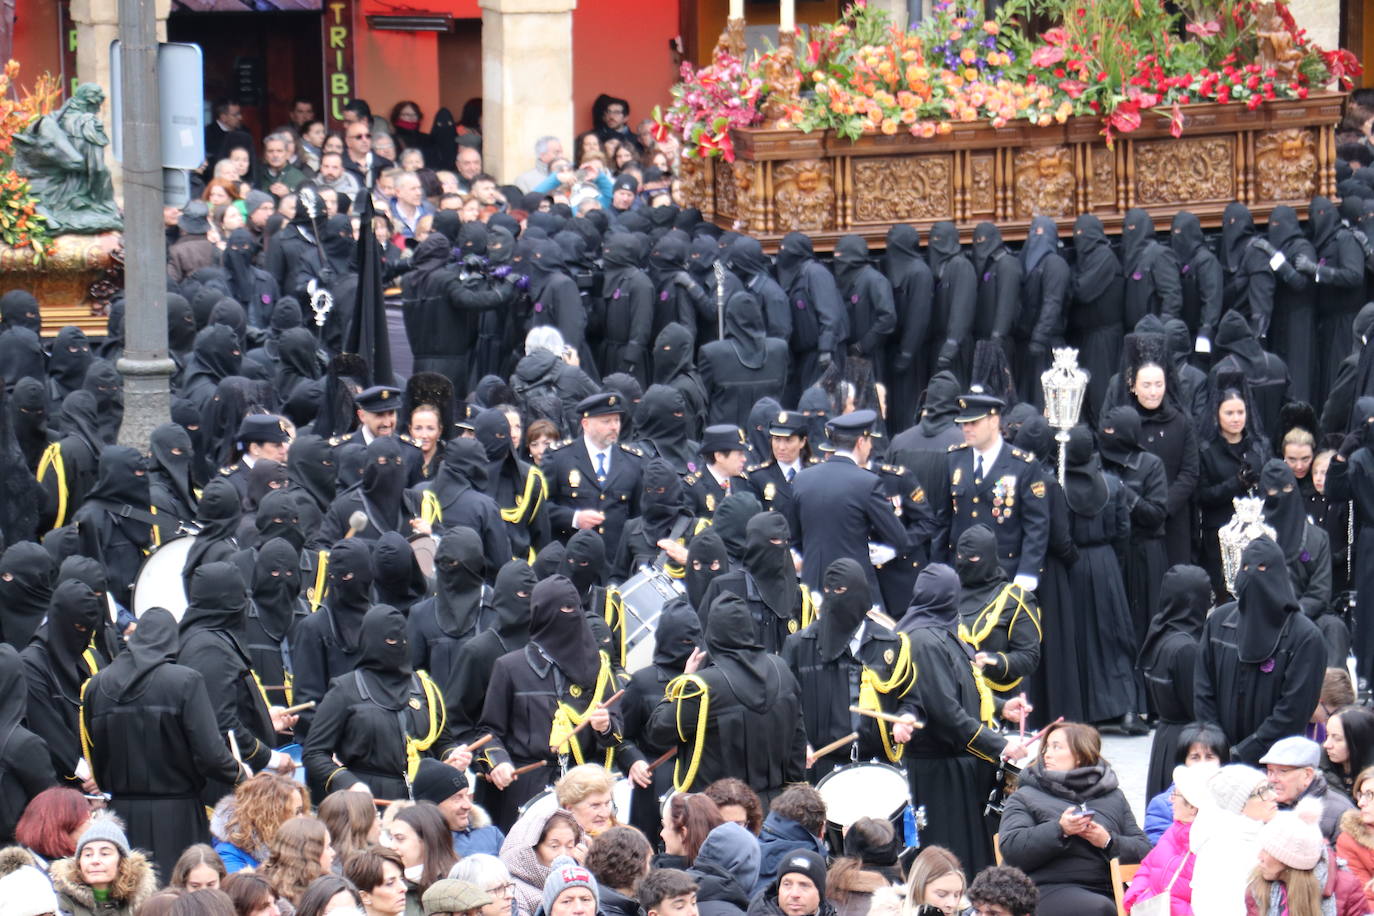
[996,722,1150,916]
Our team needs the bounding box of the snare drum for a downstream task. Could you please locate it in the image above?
[815,761,910,850]
[617,566,685,672]
[132,535,198,619]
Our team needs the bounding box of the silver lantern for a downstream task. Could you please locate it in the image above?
[1039,348,1090,486]
[1217,495,1276,599]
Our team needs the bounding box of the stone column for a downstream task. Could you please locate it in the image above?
[1287,0,1339,57]
[479,0,577,186]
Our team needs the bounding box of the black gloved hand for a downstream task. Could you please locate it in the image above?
[318,266,338,287]
[936,339,959,369]
[1340,432,1364,460]
[893,352,913,373]
[1237,463,1260,489]
[1293,253,1318,276]
[817,350,833,372]
[1251,237,1277,257]
[1028,341,1047,361]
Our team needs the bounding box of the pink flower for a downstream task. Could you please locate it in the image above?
[1030,45,1064,68]
[1185,20,1220,38]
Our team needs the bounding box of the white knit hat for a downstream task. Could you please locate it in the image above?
[1173,762,1219,810]
[1208,764,1267,814]
[1259,811,1324,870]
[0,865,59,916]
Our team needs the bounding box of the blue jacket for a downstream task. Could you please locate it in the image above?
[453,823,506,858]
[213,840,259,874]
[752,813,826,898]
[534,171,614,210]
[1144,785,1173,844]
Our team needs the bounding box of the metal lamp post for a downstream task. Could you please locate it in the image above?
[1039,348,1090,486]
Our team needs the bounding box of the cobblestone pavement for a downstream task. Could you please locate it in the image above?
[1102,731,1157,824]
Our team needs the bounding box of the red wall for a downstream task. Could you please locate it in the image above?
[10,2,65,92]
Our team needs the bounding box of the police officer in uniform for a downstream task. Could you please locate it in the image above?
[791,410,908,610]
[683,425,751,518]
[941,392,1049,592]
[746,410,813,536]
[330,385,426,481]
[220,415,292,501]
[542,393,644,559]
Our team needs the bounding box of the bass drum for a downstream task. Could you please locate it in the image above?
[518,778,637,824]
[617,566,685,673]
[132,535,197,620]
[815,761,910,851]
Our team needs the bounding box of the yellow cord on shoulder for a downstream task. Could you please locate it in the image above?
[421,489,443,526]
[78,678,94,777]
[958,585,1032,648]
[37,442,68,530]
[800,586,816,629]
[857,633,916,763]
[604,589,627,670]
[405,670,446,783]
[549,653,615,767]
[664,673,710,792]
[82,646,100,676]
[502,466,547,526]
[310,549,329,612]
[971,662,997,725]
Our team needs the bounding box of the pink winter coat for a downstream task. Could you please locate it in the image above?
[1123,820,1194,915]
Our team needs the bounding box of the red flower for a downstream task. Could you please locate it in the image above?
[1031,45,1065,67]
[1169,102,1184,137]
[1109,100,1142,134]
[1059,79,1088,99]
[1185,20,1220,38]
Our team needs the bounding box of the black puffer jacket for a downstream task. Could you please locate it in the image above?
[997,760,1150,894]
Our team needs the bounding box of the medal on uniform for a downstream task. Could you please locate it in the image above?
[884,649,894,664]
[569,469,581,488]
[788,619,798,634]
[569,684,582,698]
[764,482,776,502]
[953,467,962,486]
[706,494,716,512]
[409,697,422,709]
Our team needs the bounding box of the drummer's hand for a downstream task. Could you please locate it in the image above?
[445,746,473,770]
[269,706,299,733]
[804,745,816,769]
[1000,738,1030,762]
[81,777,101,795]
[122,621,136,637]
[268,750,296,775]
[574,510,605,530]
[684,648,707,675]
[628,759,652,788]
[490,763,516,789]
[1001,696,1032,725]
[972,652,993,669]
[656,538,689,565]
[892,714,917,744]
[409,517,433,537]
[588,707,611,734]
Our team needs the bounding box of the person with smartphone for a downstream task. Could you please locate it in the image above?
[997,721,1150,916]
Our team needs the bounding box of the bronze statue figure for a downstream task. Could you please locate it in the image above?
[11,83,122,234]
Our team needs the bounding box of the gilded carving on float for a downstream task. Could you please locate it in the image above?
[1013,146,1076,218]
[774,158,836,232]
[851,156,951,223]
[1255,127,1318,201]
[1133,137,1235,205]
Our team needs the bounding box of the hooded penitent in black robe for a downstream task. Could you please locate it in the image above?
[245,536,306,703]
[304,604,460,803]
[0,542,53,650]
[1265,206,1319,405]
[182,477,243,592]
[926,221,977,385]
[600,232,655,386]
[622,596,701,838]
[654,322,709,442]
[970,222,1022,367]
[83,608,240,878]
[1317,406,1374,679]
[21,579,107,784]
[46,326,92,412]
[700,511,808,655]
[698,292,789,430]
[418,438,512,570]
[881,225,934,426]
[833,234,896,371]
[72,446,154,609]
[776,233,846,403]
[178,324,242,417]
[1209,310,1289,444]
[1063,427,1136,724]
[1193,536,1326,764]
[1098,407,1169,673]
[147,422,198,536]
[782,558,916,778]
[1170,211,1224,347]
[38,389,104,530]
[1139,564,1210,801]
[474,408,549,561]
[408,528,488,703]
[1260,459,1340,660]
[0,644,55,844]
[954,525,1042,698]
[897,564,1009,877]
[177,562,276,802]
[613,458,697,581]
[647,590,806,806]
[729,236,792,346]
[12,376,55,475]
[290,537,374,735]
[479,576,636,830]
[317,437,422,547]
[1014,216,1070,408]
[449,559,537,744]
[634,384,700,476]
[526,240,595,376]
[1067,215,1124,424]
[1120,208,1182,327]
[1308,196,1369,405]
[1217,202,1277,338]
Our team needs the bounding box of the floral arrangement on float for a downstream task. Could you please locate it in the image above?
[0,61,61,259]
[656,0,1359,158]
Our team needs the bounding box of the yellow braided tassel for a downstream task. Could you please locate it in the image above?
[857,633,916,763]
[310,550,329,612]
[664,673,710,792]
[405,671,446,783]
[958,585,1032,648]
[604,589,626,670]
[548,653,614,765]
[800,586,816,629]
[78,678,94,777]
[37,442,68,530]
[971,662,997,726]
[501,466,547,525]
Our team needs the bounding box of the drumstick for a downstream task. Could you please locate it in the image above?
[282,701,316,715]
[647,747,677,772]
[555,689,626,749]
[848,706,924,728]
[1024,716,1064,746]
[344,511,367,539]
[1018,693,1027,739]
[806,731,860,767]
[477,760,547,783]
[466,734,494,753]
[373,798,398,807]
[227,731,251,781]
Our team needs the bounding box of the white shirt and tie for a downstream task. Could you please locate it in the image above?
[779,461,802,483]
[570,438,613,530]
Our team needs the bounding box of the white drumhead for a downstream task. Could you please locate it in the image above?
[816,763,909,828]
[132,535,196,620]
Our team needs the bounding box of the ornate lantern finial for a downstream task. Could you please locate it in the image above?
[1039,348,1090,486]
[1218,496,1276,598]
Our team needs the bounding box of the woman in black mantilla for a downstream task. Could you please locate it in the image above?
[896,564,1031,878]
[474,407,549,561]
[954,525,1042,701]
[408,528,490,704]
[1067,215,1124,425]
[1062,426,1137,729]
[81,608,241,878]
[477,575,644,831]
[304,604,466,803]
[1196,372,1270,597]
[1138,564,1211,801]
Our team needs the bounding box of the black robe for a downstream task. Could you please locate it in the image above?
[1170,212,1223,343]
[0,645,55,845]
[927,222,977,385]
[0,542,54,651]
[954,526,1042,698]
[1135,399,1200,568]
[776,233,846,403]
[1120,209,1182,327]
[1014,218,1070,408]
[1068,216,1125,424]
[82,609,240,879]
[1266,207,1319,404]
[881,225,934,427]
[1196,431,1269,598]
[833,235,897,369]
[698,291,790,430]
[1309,197,1368,405]
[599,233,656,386]
[290,538,374,736]
[407,528,490,705]
[1139,565,1209,802]
[970,223,1022,367]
